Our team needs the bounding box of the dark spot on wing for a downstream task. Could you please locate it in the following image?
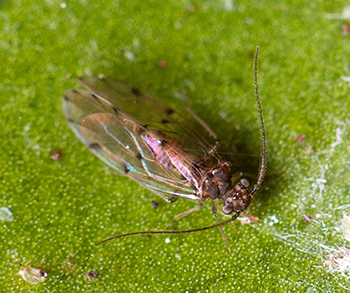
[191,162,200,169]
[165,108,174,116]
[90,93,111,113]
[136,153,142,159]
[132,87,141,96]
[91,94,101,102]
[71,89,79,94]
[89,143,102,151]
[124,165,130,174]
[112,106,119,116]
[161,119,169,124]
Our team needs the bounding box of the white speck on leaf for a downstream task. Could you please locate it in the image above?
[265,215,279,226]
[0,207,14,222]
[342,214,350,242]
[18,267,48,284]
[223,0,234,10]
[124,51,135,61]
[326,6,350,19]
[341,76,350,82]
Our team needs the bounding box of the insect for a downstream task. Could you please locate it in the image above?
[63,47,266,252]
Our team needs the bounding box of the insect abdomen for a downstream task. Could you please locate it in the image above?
[142,134,200,189]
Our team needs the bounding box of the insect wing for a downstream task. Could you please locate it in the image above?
[77,76,218,158]
[63,89,197,201]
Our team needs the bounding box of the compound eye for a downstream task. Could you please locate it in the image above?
[235,184,242,191]
[240,178,249,188]
[222,205,233,215]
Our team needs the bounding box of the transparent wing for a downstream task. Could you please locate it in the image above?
[77,76,219,157]
[63,88,198,201]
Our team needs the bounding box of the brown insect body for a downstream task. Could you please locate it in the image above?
[143,129,253,215]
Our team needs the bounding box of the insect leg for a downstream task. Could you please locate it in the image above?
[166,200,204,229]
[185,106,220,155]
[212,200,230,254]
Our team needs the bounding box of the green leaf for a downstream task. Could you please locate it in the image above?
[1,0,350,291]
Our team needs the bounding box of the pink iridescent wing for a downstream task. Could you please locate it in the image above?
[63,87,202,202]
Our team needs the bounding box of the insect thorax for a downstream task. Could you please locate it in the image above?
[198,162,252,215]
[200,162,232,200]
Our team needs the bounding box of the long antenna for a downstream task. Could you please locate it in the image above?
[95,47,265,247]
[250,46,267,196]
[95,212,240,246]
